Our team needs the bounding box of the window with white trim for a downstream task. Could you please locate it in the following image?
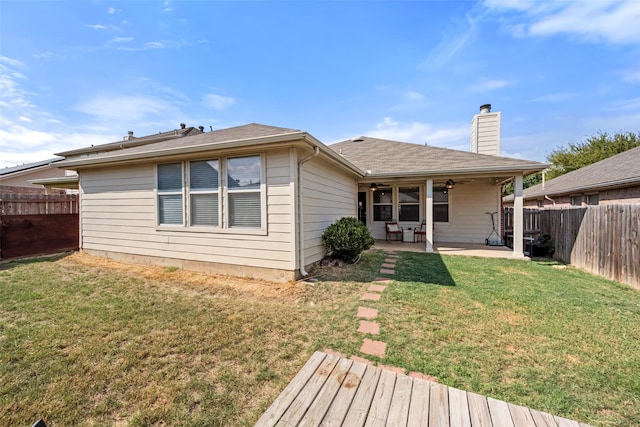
[398,187,420,222]
[189,160,220,226]
[433,187,449,222]
[157,162,184,225]
[227,155,262,228]
[373,187,393,221]
[157,155,262,229]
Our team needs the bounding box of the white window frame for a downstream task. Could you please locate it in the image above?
[225,155,264,229]
[157,162,185,226]
[155,154,266,233]
[187,159,221,228]
[433,186,450,223]
[372,187,394,222]
[398,186,420,222]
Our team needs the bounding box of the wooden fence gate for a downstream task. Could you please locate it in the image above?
[0,194,79,260]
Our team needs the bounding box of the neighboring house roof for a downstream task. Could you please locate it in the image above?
[55,123,365,177]
[55,125,203,157]
[330,136,546,178]
[0,158,63,177]
[507,145,640,201]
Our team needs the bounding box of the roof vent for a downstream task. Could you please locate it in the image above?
[198,126,204,132]
[180,123,186,129]
[479,104,492,114]
[123,130,134,141]
[350,136,365,142]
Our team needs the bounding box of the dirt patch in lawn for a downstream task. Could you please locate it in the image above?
[60,252,307,301]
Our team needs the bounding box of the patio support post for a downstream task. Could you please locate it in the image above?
[513,174,524,257]
[426,179,434,253]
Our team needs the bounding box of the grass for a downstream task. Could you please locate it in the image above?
[1,250,639,426]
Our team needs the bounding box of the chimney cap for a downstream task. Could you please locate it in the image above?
[198,125,205,132]
[479,104,492,113]
[127,131,134,136]
[180,123,186,129]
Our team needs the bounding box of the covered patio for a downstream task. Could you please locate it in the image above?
[372,241,519,259]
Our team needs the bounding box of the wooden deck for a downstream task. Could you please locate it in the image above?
[255,352,592,427]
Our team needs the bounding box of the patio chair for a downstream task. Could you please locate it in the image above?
[385,221,403,242]
[414,220,427,242]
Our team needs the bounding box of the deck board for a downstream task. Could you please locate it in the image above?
[256,352,593,427]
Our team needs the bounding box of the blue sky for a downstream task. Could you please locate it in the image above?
[1,0,639,169]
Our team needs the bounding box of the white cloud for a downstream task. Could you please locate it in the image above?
[469,78,515,92]
[108,7,121,14]
[619,68,640,83]
[423,13,480,70]
[109,37,134,43]
[532,92,578,103]
[19,116,32,122]
[75,94,182,122]
[86,24,121,32]
[367,117,469,150]
[202,94,235,110]
[405,91,424,101]
[485,0,640,44]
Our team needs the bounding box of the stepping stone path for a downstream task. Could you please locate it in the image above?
[324,250,438,381]
[356,251,397,359]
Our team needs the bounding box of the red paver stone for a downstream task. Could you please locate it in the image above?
[360,339,386,358]
[361,293,381,301]
[374,277,392,283]
[379,364,405,375]
[381,263,396,268]
[368,284,386,293]
[356,306,378,319]
[379,268,395,275]
[358,320,380,335]
[350,356,373,365]
[409,372,438,382]
[323,349,346,358]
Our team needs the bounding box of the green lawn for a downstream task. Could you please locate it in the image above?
[1,251,639,426]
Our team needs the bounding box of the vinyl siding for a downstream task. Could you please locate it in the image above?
[79,149,295,271]
[437,181,501,244]
[365,181,501,244]
[302,157,357,266]
[470,112,501,156]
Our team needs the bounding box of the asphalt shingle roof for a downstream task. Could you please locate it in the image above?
[520,145,640,199]
[330,136,545,175]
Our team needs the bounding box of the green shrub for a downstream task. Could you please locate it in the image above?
[321,217,375,262]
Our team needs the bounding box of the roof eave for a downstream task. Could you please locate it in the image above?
[54,131,366,178]
[523,176,640,199]
[363,163,548,179]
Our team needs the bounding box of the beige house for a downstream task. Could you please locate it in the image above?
[503,145,640,209]
[55,109,545,282]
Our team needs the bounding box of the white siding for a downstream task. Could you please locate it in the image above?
[79,149,296,272]
[470,112,501,156]
[301,158,357,266]
[436,181,501,244]
[364,181,502,244]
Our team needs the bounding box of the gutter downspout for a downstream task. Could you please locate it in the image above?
[297,146,320,277]
[544,195,556,206]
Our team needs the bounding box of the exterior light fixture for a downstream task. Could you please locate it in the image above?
[446,179,456,189]
[369,183,378,191]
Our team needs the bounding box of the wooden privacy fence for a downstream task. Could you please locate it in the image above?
[539,205,640,290]
[0,194,79,260]
[0,193,79,215]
